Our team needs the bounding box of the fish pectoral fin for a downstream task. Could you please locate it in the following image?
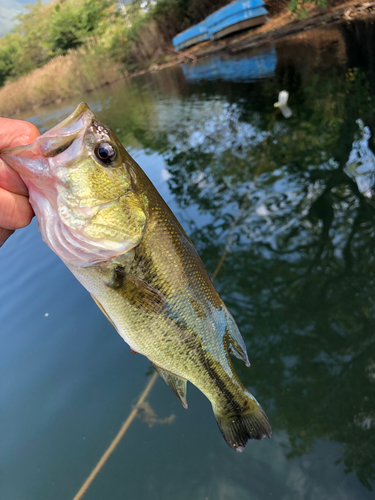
[107,267,167,314]
[153,364,188,409]
[226,321,250,367]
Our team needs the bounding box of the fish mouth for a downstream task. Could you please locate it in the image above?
[0,103,94,177]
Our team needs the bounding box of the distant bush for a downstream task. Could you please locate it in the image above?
[0,34,23,87]
[288,0,328,18]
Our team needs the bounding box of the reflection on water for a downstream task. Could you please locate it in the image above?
[1,18,375,500]
[182,47,277,82]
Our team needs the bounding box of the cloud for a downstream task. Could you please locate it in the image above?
[0,1,22,38]
[0,0,54,38]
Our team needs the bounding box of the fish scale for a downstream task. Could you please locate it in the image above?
[0,103,271,451]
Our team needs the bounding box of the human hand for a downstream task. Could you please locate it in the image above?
[0,118,40,247]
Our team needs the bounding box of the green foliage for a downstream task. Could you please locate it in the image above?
[288,0,328,18]
[0,0,121,87]
[0,33,23,86]
[44,4,84,55]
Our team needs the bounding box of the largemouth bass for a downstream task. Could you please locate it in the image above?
[1,104,271,451]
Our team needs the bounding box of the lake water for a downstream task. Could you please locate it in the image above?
[1,19,375,500]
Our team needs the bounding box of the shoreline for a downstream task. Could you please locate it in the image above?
[1,1,375,116]
[153,1,375,68]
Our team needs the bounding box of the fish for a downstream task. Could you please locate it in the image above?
[0,103,271,451]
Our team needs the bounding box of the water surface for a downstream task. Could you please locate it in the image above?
[1,19,375,500]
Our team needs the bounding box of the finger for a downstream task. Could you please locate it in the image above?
[0,187,34,230]
[0,118,40,149]
[0,228,15,248]
[0,160,29,196]
[0,118,40,196]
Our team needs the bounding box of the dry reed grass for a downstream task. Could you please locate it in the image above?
[128,20,168,64]
[0,47,126,117]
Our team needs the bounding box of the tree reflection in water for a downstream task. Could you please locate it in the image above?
[105,20,375,490]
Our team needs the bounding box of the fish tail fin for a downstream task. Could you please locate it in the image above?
[214,398,272,452]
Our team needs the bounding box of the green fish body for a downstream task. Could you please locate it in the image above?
[1,104,271,451]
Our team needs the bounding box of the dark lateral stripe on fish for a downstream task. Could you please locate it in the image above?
[195,346,244,416]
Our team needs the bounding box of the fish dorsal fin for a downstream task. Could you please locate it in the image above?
[107,267,167,314]
[153,364,188,409]
[226,318,250,367]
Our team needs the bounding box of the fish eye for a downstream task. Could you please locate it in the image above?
[94,142,117,165]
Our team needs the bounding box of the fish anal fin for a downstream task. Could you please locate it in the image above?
[153,364,188,409]
[107,267,167,315]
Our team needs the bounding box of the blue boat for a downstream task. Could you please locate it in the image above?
[206,0,268,40]
[172,1,268,50]
[172,21,209,51]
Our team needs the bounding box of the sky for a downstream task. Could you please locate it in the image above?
[0,0,135,38]
[0,0,54,38]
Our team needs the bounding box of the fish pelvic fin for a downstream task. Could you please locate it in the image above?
[214,398,271,452]
[153,364,188,409]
